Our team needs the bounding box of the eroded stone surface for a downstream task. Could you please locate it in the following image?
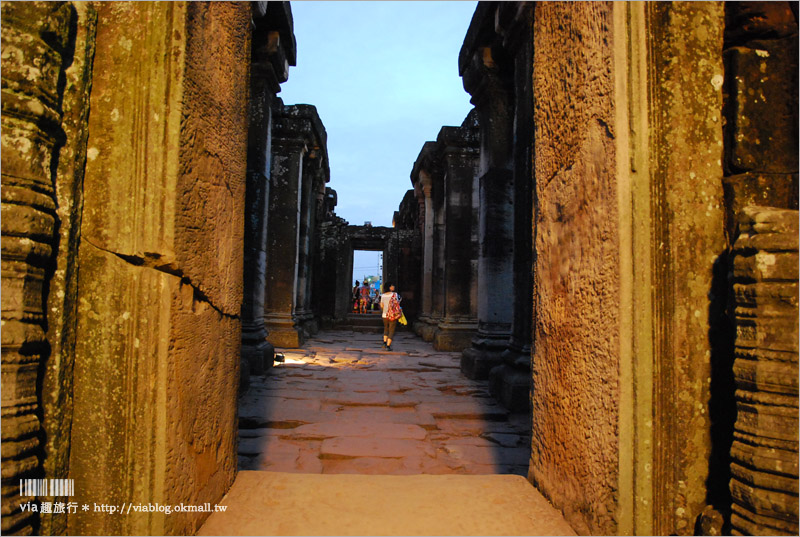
[198,471,576,536]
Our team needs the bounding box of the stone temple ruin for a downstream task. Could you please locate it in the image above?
[1,1,797,535]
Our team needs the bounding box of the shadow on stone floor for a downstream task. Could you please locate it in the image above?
[237,330,531,476]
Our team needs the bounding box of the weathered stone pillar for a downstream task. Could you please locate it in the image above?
[241,2,295,384]
[531,2,728,534]
[1,3,74,533]
[394,190,423,322]
[265,103,326,348]
[489,3,534,411]
[66,3,250,534]
[721,6,799,534]
[430,157,446,341]
[729,208,798,536]
[434,112,480,351]
[265,104,305,348]
[412,143,438,339]
[295,145,328,337]
[460,3,516,379]
[294,154,315,330]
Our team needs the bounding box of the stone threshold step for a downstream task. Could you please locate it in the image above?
[197,471,575,536]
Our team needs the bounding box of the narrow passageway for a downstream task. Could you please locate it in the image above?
[237,330,531,475]
[199,330,576,536]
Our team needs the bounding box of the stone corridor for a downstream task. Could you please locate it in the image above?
[237,330,531,475]
[199,328,577,536]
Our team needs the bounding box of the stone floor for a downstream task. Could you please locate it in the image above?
[197,471,576,536]
[197,330,575,535]
[238,330,531,475]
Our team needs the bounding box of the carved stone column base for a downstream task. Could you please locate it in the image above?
[489,364,530,412]
[242,339,275,376]
[295,310,318,339]
[461,342,506,380]
[265,314,304,348]
[414,315,438,341]
[419,321,440,342]
[434,320,478,352]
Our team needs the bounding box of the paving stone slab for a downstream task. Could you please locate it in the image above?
[417,402,509,421]
[239,436,301,457]
[321,457,410,475]
[239,427,273,438]
[284,422,428,441]
[240,396,321,415]
[483,432,529,448]
[321,437,428,459]
[239,406,326,429]
[443,444,530,466]
[328,406,419,424]
[323,391,391,406]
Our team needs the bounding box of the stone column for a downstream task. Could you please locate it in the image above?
[301,165,327,335]
[265,104,306,348]
[265,103,326,346]
[721,6,799,534]
[460,4,516,379]
[412,143,438,338]
[67,3,250,534]
[1,4,74,533]
[531,3,728,534]
[490,3,535,411]
[294,153,314,330]
[241,4,296,383]
[729,208,798,536]
[429,157,446,341]
[434,112,481,351]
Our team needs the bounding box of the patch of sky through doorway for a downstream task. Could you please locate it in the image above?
[352,250,382,287]
[280,1,477,228]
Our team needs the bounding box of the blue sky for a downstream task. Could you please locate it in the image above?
[280,1,478,230]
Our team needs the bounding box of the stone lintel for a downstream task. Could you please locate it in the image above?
[437,110,480,150]
[458,2,498,77]
[256,1,296,66]
[272,104,328,177]
[411,141,441,188]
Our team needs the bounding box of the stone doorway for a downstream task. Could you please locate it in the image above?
[351,249,384,315]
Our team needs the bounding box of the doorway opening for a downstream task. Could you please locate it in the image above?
[351,249,383,315]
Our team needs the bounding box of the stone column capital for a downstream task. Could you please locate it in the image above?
[461,46,513,107]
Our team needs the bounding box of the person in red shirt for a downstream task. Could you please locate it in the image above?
[359,281,370,314]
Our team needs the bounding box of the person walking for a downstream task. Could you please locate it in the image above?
[352,280,361,312]
[359,281,370,314]
[380,283,402,351]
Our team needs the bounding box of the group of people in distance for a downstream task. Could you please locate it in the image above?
[352,280,376,314]
[352,280,401,351]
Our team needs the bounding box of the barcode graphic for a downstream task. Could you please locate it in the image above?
[19,479,74,497]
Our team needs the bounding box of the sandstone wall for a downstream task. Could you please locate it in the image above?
[531,2,728,535]
[530,3,620,534]
[1,3,77,533]
[67,3,250,534]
